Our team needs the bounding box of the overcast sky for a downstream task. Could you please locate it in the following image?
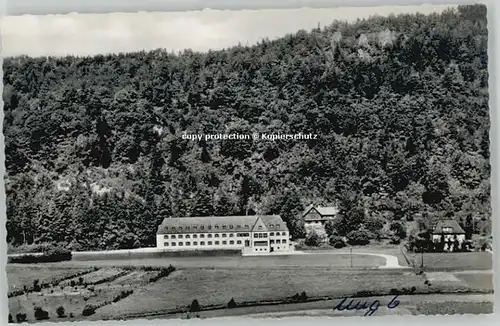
[1,5,457,57]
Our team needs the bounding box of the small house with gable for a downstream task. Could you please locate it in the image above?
[302,205,339,238]
[432,219,466,244]
[302,205,339,225]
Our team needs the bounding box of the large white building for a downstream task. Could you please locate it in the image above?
[156,215,292,254]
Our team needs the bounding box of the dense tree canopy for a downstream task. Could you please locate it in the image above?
[3,5,490,249]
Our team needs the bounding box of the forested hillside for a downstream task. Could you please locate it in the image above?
[3,5,490,250]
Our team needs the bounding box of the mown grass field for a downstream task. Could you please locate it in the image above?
[407,252,493,271]
[58,252,386,269]
[415,301,494,315]
[455,272,493,290]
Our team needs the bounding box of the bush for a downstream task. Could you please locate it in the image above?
[227,298,237,309]
[8,246,72,264]
[329,235,346,248]
[365,217,385,238]
[33,279,41,292]
[66,240,82,251]
[324,220,336,237]
[189,299,201,313]
[149,265,176,283]
[15,313,27,323]
[34,307,49,320]
[474,237,492,251]
[82,304,96,316]
[8,313,13,323]
[291,292,308,302]
[390,221,407,239]
[304,231,321,247]
[112,290,133,303]
[56,306,66,318]
[69,312,74,318]
[346,229,371,246]
[389,235,401,245]
[7,242,55,254]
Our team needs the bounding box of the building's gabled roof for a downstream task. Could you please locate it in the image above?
[156,215,288,234]
[433,220,465,234]
[302,204,315,217]
[316,206,339,216]
[302,205,339,218]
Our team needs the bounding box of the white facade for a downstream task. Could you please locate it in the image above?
[432,221,467,250]
[432,233,466,243]
[156,230,291,253]
[156,215,293,254]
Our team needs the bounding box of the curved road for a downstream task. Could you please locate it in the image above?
[301,251,406,269]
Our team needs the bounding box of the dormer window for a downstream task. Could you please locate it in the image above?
[215,225,220,229]
[443,227,453,233]
[244,225,249,229]
[229,225,233,229]
[222,225,227,229]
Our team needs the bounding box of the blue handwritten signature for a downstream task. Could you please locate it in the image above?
[333,295,400,316]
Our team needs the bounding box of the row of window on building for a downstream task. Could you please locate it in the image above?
[164,239,288,247]
[164,232,287,240]
[165,240,242,247]
[254,232,287,238]
[165,223,283,232]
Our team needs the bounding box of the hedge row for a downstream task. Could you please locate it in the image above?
[149,265,176,283]
[83,290,134,316]
[8,268,97,298]
[8,247,72,264]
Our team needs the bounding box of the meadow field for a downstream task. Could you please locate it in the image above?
[94,268,426,320]
[406,252,493,271]
[185,293,494,319]
[6,250,494,322]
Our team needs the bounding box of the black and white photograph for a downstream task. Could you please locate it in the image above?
[2,2,494,322]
